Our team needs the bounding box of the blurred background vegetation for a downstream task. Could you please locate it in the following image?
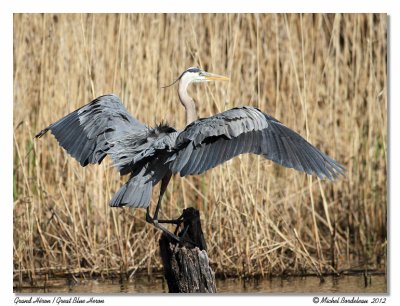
[13,13,387,283]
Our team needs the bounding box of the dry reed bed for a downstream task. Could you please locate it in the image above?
[13,13,387,283]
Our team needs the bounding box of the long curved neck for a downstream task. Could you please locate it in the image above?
[178,79,198,126]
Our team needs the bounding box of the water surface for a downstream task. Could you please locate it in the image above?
[15,274,387,294]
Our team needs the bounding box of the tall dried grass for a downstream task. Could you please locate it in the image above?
[13,13,387,283]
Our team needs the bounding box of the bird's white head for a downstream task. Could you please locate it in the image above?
[162,67,229,88]
[180,67,230,84]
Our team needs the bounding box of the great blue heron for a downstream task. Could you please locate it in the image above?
[36,67,345,241]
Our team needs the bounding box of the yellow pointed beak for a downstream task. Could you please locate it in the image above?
[203,72,230,81]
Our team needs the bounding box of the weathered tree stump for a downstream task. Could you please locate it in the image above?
[159,207,217,293]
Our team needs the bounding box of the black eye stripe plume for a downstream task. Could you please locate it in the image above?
[161,67,201,88]
[160,76,181,89]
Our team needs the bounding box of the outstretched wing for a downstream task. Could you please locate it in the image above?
[170,106,345,180]
[35,94,147,173]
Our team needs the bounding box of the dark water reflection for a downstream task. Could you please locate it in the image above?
[216,275,387,293]
[15,274,386,294]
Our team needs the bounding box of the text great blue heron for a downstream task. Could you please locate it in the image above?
[36,67,345,241]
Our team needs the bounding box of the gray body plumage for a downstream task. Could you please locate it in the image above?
[36,94,345,209]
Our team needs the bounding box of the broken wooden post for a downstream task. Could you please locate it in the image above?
[159,207,217,293]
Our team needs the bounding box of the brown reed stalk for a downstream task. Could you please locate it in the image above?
[13,13,387,282]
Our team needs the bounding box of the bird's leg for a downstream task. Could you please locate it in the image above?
[145,174,182,242]
[145,174,195,246]
[150,172,172,223]
[145,173,171,223]
[147,173,184,226]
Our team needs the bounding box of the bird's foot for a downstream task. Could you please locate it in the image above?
[154,221,198,248]
[145,209,196,247]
